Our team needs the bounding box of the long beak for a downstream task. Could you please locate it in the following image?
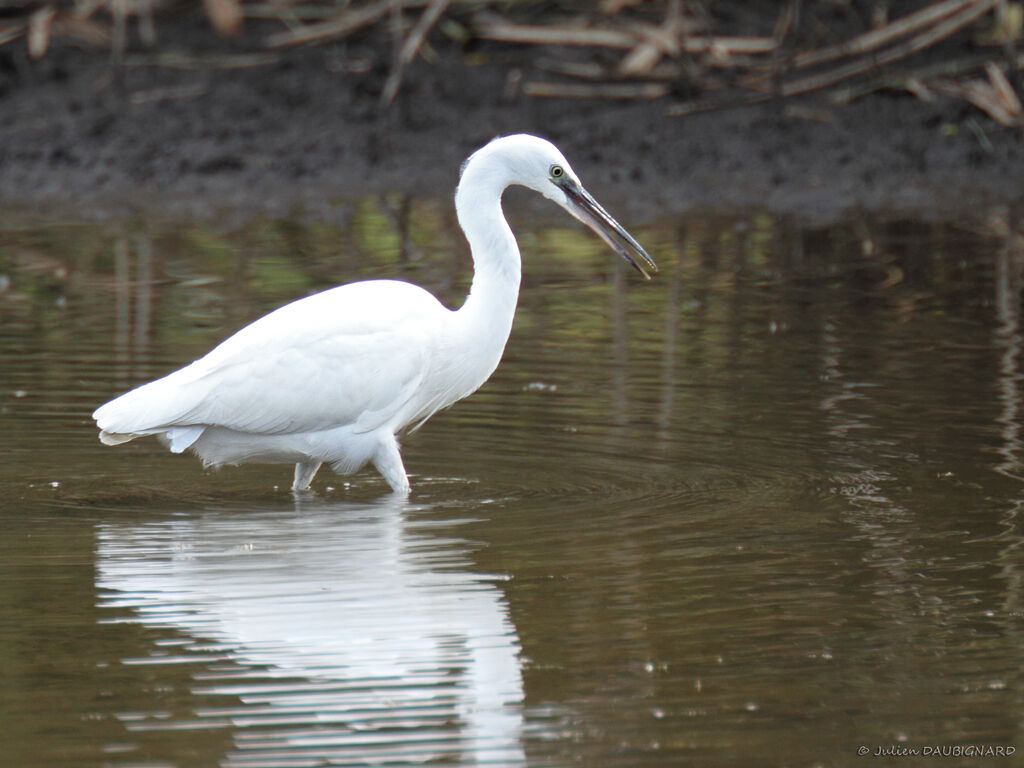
[558,178,658,280]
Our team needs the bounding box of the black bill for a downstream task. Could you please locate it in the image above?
[559,178,658,280]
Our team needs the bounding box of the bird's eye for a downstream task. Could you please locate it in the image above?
[550,164,564,179]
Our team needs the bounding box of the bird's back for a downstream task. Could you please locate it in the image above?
[93,279,462,448]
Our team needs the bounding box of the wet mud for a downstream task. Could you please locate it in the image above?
[1,17,1022,222]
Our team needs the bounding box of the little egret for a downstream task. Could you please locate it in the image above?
[93,134,657,493]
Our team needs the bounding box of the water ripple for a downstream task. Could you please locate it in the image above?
[96,498,529,767]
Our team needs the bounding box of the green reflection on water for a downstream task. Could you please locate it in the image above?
[2,201,1024,767]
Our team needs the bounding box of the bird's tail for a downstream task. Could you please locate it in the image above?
[98,430,140,446]
[93,377,207,454]
[96,423,206,453]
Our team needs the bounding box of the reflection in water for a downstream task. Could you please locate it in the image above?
[819,310,917,606]
[7,208,1024,766]
[96,497,526,767]
[993,211,1024,634]
[995,220,1024,481]
[112,234,154,383]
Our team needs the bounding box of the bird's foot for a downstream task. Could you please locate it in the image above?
[292,460,323,493]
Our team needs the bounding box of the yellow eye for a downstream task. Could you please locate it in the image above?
[550,164,564,179]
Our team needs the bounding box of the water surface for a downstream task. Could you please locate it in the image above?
[2,201,1023,766]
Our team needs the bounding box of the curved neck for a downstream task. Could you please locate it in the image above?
[454,159,522,348]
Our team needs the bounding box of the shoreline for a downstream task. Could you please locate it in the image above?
[1,23,1023,224]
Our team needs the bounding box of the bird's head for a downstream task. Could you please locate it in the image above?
[463,134,658,280]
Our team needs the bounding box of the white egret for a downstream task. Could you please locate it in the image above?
[93,134,657,493]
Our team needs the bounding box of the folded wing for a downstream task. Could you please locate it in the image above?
[93,280,446,446]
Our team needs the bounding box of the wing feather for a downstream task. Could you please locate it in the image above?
[94,280,447,438]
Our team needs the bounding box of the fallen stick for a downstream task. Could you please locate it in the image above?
[826,50,995,102]
[985,60,1022,113]
[475,14,774,57]
[27,5,56,59]
[265,0,392,48]
[933,62,1023,124]
[0,24,26,47]
[792,0,982,69]
[380,0,451,106]
[475,17,638,49]
[776,0,999,98]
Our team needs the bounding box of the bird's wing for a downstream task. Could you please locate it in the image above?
[94,281,446,437]
[178,326,431,435]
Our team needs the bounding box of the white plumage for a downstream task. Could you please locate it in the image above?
[93,134,656,493]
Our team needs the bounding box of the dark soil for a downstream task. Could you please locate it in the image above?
[1,15,1023,223]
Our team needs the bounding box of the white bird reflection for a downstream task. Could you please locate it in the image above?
[96,497,525,767]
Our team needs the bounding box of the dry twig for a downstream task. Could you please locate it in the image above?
[772,0,1000,98]
[380,0,451,107]
[0,0,1016,119]
[791,0,985,70]
[265,0,392,48]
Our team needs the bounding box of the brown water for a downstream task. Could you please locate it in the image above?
[2,201,1024,767]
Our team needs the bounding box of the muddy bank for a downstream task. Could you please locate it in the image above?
[1,18,1023,223]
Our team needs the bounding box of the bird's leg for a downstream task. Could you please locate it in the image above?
[292,460,323,492]
[373,434,411,494]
